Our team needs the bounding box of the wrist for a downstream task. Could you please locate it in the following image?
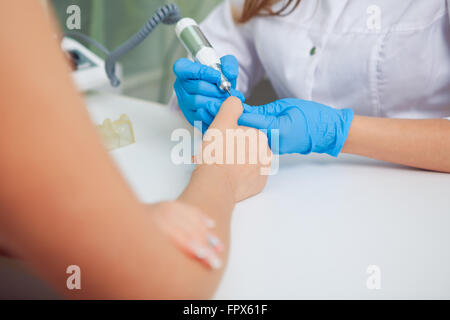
[196,164,236,202]
[328,108,354,157]
[340,114,362,154]
[313,107,353,157]
[179,164,235,216]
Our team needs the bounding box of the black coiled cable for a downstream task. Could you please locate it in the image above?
[65,3,182,87]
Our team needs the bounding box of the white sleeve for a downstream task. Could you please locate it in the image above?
[448,0,450,21]
[169,0,265,111]
[200,0,265,97]
[443,0,450,120]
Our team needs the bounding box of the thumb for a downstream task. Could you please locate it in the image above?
[237,103,275,129]
[209,96,243,130]
[220,55,239,87]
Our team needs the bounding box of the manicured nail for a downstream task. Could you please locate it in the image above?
[189,241,222,270]
[207,235,223,252]
[207,255,222,270]
[189,241,208,259]
[204,218,216,229]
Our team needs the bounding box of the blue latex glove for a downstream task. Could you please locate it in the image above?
[173,55,244,132]
[234,98,354,157]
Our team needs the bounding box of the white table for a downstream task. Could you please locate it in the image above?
[85,92,450,299]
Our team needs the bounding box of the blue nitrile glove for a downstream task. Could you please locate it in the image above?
[173,55,244,132]
[234,98,354,157]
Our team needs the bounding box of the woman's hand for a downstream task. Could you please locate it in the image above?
[0,1,269,298]
[173,96,271,278]
[236,99,354,157]
[150,201,224,270]
[193,96,272,202]
[173,55,244,131]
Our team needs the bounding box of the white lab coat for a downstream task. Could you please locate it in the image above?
[172,0,450,119]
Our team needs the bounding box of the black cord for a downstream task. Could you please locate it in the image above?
[64,3,181,87]
[64,31,110,55]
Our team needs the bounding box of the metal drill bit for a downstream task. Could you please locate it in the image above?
[225,88,232,96]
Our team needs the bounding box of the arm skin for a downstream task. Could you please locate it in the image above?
[0,2,254,299]
[342,116,450,173]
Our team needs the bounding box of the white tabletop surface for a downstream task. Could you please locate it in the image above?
[84,92,450,299]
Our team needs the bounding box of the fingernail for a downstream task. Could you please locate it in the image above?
[190,242,222,270]
[207,235,223,252]
[207,255,222,270]
[190,242,208,259]
[207,235,219,246]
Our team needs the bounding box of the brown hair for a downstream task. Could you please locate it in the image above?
[238,0,301,23]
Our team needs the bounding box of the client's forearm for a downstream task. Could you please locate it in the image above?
[179,165,235,228]
[0,0,236,299]
[178,163,236,267]
[342,116,450,173]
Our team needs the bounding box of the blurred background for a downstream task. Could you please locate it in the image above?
[51,0,222,104]
[50,0,275,105]
[0,1,276,299]
[3,1,230,299]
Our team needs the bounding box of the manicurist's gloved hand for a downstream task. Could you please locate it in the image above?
[236,99,354,157]
[173,55,244,132]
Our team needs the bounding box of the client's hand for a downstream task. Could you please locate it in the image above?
[195,96,272,202]
[169,97,272,273]
[150,201,224,270]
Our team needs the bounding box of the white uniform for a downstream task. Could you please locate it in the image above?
[180,0,450,119]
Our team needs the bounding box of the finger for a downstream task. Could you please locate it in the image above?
[237,112,276,129]
[209,96,243,130]
[220,55,239,87]
[179,206,216,229]
[229,88,245,103]
[180,210,223,252]
[165,226,222,269]
[160,211,223,266]
[180,78,228,99]
[205,100,221,117]
[154,209,208,249]
[173,58,221,84]
[175,79,224,111]
[243,102,279,115]
[196,108,214,126]
[187,240,223,269]
[153,211,193,246]
[202,90,245,118]
[238,114,280,153]
[200,215,216,229]
[193,120,209,134]
[180,79,245,104]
